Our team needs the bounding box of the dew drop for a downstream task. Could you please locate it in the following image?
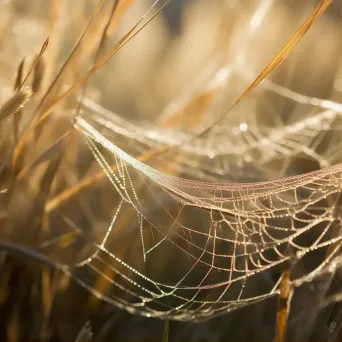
[239,122,248,132]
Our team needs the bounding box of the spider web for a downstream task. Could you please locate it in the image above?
[5,0,339,323]
[48,8,342,318]
[52,80,342,320]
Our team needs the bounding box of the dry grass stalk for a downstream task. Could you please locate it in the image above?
[274,265,293,342]
[32,57,46,94]
[107,0,135,35]
[43,0,64,93]
[76,0,119,115]
[13,59,26,139]
[13,58,25,92]
[19,37,49,90]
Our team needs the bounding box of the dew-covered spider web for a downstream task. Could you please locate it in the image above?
[13,0,341,323]
[64,94,342,320]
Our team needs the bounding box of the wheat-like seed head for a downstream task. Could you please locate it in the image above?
[0,86,33,121]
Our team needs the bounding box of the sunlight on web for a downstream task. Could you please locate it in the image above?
[42,0,342,322]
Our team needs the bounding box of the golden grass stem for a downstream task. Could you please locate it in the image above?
[274,265,293,342]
